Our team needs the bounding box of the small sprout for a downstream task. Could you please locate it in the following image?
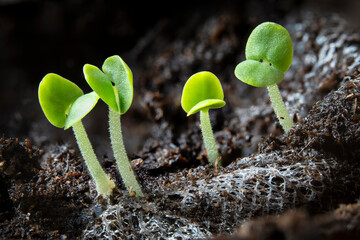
[38,73,115,198]
[234,22,294,132]
[83,55,144,197]
[181,71,226,165]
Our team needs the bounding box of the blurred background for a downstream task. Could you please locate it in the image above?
[1,0,359,156]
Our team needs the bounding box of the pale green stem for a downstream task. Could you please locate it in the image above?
[266,84,294,133]
[72,121,115,198]
[200,109,220,165]
[108,107,144,197]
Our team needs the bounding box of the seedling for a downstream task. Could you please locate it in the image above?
[38,73,115,197]
[181,71,226,165]
[83,55,144,197]
[234,22,294,132]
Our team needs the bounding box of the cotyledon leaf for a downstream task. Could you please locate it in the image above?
[38,73,83,128]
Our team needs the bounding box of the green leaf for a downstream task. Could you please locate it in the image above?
[102,55,133,114]
[181,71,225,116]
[64,91,100,129]
[38,73,83,128]
[234,60,284,87]
[83,64,119,112]
[187,99,226,116]
[245,22,293,73]
[84,56,134,115]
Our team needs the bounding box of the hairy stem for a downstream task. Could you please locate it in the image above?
[109,107,144,197]
[200,109,220,165]
[72,121,115,197]
[267,84,294,133]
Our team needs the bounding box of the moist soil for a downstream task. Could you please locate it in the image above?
[1,1,360,239]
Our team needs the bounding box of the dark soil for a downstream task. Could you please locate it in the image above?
[1,0,360,239]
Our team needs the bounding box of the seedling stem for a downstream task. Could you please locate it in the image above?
[267,84,293,132]
[200,109,220,165]
[108,107,144,197]
[72,120,115,197]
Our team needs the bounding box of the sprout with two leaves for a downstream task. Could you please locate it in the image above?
[38,74,115,198]
[83,55,144,197]
[234,22,294,132]
[181,71,226,166]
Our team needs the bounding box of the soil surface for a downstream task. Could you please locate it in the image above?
[1,0,360,239]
